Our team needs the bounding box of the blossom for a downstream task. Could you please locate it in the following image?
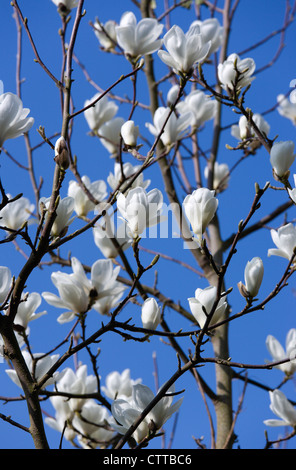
[238,257,264,299]
[277,94,296,126]
[264,389,296,428]
[93,19,117,51]
[6,351,62,388]
[269,140,295,179]
[146,106,192,147]
[266,329,296,376]
[111,383,183,443]
[67,175,107,217]
[45,395,76,443]
[204,162,230,192]
[121,120,139,147]
[231,114,270,141]
[0,194,34,231]
[72,400,114,449]
[267,223,296,261]
[218,53,255,92]
[99,117,125,157]
[84,93,118,133]
[14,292,47,329]
[102,369,142,400]
[117,186,164,238]
[39,196,75,238]
[51,0,78,15]
[0,92,34,147]
[158,24,211,75]
[93,215,132,259]
[183,187,218,243]
[141,297,161,330]
[190,17,224,58]
[176,89,217,129]
[107,162,150,194]
[115,11,163,60]
[0,266,12,306]
[188,285,228,329]
[288,174,296,204]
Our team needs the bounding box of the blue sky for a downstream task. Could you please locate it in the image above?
[0,0,296,449]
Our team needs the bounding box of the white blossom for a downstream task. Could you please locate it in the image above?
[39,196,75,238]
[72,400,114,448]
[117,186,164,238]
[277,94,296,126]
[0,266,12,306]
[0,92,34,147]
[264,389,296,428]
[107,162,150,194]
[99,117,125,157]
[146,106,192,147]
[141,297,161,330]
[288,174,296,204]
[102,369,142,401]
[93,214,132,259]
[266,329,296,376]
[269,140,295,179]
[231,114,270,141]
[176,89,217,129]
[51,0,78,15]
[0,194,34,231]
[14,292,47,329]
[218,53,255,92]
[158,24,211,75]
[188,285,228,329]
[204,162,230,192]
[121,120,139,147]
[84,93,118,133]
[115,11,163,60]
[238,257,264,299]
[190,17,224,58]
[45,395,76,443]
[93,19,117,51]
[67,175,107,217]
[183,187,218,243]
[267,223,296,262]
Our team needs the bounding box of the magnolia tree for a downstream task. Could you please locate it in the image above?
[1,0,296,450]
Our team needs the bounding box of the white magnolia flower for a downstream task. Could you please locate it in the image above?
[14,292,47,329]
[0,92,34,147]
[277,94,296,126]
[288,174,296,204]
[72,400,114,449]
[238,257,264,299]
[264,389,296,428]
[188,285,228,329]
[0,266,12,306]
[204,162,230,192]
[39,196,75,238]
[102,369,142,400]
[117,186,164,238]
[141,297,161,330]
[267,223,296,262]
[218,53,256,92]
[6,351,62,388]
[67,175,107,217]
[158,24,211,75]
[146,106,192,147]
[183,187,218,243]
[93,214,132,259]
[45,395,76,442]
[190,17,224,58]
[107,162,150,194]
[121,120,139,147]
[99,117,125,157]
[266,329,296,376]
[177,89,217,130]
[111,383,183,443]
[51,0,78,11]
[269,140,295,179]
[0,194,34,231]
[167,85,180,106]
[231,114,270,141]
[115,11,163,60]
[84,93,118,133]
[54,364,97,412]
[93,19,117,51]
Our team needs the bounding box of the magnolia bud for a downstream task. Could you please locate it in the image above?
[54,136,70,169]
[121,120,139,147]
[141,298,161,330]
[238,256,264,299]
[270,141,295,179]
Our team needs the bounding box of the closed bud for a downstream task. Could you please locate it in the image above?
[239,256,264,299]
[54,136,70,169]
[141,298,161,330]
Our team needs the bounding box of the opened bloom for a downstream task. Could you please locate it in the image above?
[117,186,164,238]
[238,257,264,299]
[84,93,118,134]
[183,187,218,243]
[177,89,217,130]
[190,17,223,58]
[115,11,163,60]
[146,106,192,147]
[107,161,150,194]
[111,383,183,443]
[158,24,211,75]
[204,162,230,192]
[0,92,34,147]
[99,116,125,157]
[14,292,47,329]
[267,223,296,262]
[188,285,228,329]
[93,214,132,259]
[277,94,296,126]
[0,266,12,306]
[218,53,255,92]
[51,0,78,14]
[67,175,107,217]
[0,194,34,231]
[39,196,74,238]
[102,369,142,400]
[269,140,295,179]
[93,19,117,51]
[266,329,296,376]
[264,389,296,428]
[141,297,161,330]
[231,113,270,141]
